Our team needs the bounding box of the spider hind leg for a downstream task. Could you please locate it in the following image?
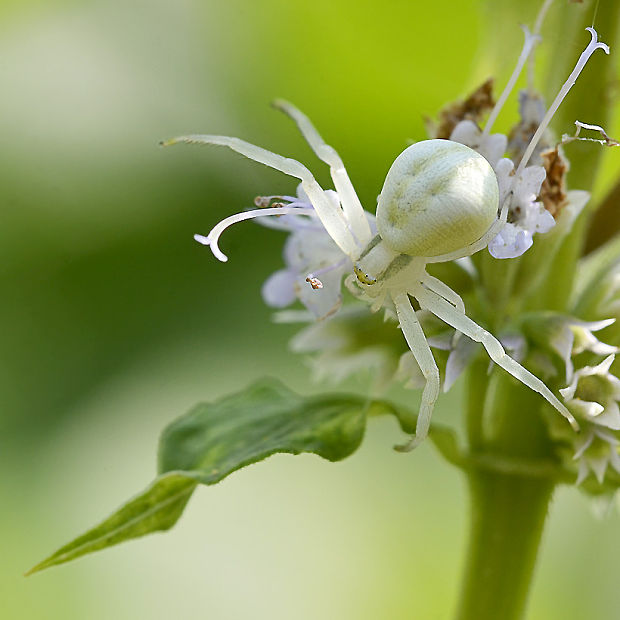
[392,292,441,452]
[416,285,579,431]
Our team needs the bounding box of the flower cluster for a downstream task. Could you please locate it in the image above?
[166,14,612,453]
[248,27,608,320]
[448,27,608,259]
[451,118,556,259]
[561,346,620,485]
[519,310,620,486]
[257,186,372,319]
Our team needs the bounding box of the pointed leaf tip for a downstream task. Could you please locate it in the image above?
[28,378,462,573]
[26,473,196,575]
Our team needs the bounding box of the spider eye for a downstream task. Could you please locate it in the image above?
[354,264,377,285]
[376,139,499,257]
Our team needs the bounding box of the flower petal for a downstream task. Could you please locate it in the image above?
[444,336,479,392]
[488,223,533,259]
[261,269,297,308]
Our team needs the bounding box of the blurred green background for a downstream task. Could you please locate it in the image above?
[2,0,620,618]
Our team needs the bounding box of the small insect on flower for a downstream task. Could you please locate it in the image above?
[162,25,610,451]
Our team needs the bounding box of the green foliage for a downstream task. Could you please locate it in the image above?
[26,474,195,576]
[158,379,368,477]
[573,232,620,318]
[30,379,459,574]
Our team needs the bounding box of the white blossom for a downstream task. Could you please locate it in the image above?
[573,427,620,485]
[290,305,405,387]
[450,120,556,260]
[257,186,376,318]
[449,120,507,168]
[555,353,620,485]
[561,355,620,430]
[532,315,618,383]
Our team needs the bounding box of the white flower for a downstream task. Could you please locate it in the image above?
[527,314,617,383]
[261,235,349,319]
[451,121,556,260]
[487,222,534,259]
[571,320,618,357]
[445,25,551,261]
[451,27,609,260]
[197,183,373,320]
[534,320,620,486]
[573,427,620,485]
[561,355,620,430]
[449,120,507,167]
[289,305,406,387]
[260,188,353,319]
[449,120,555,260]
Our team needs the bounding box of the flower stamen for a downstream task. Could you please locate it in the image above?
[483,25,540,138]
[162,134,360,258]
[516,27,610,176]
[527,0,556,91]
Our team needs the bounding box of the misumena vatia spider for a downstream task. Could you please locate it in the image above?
[162,26,610,450]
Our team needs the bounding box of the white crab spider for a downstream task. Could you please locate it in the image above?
[163,26,610,450]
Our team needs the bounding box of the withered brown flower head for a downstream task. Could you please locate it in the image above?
[433,79,495,140]
[539,147,569,218]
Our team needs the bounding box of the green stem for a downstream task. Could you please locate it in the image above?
[465,359,490,451]
[456,372,560,620]
[455,471,555,620]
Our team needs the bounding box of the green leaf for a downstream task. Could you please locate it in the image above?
[29,380,371,574]
[26,473,196,575]
[572,232,620,318]
[28,379,463,575]
[158,379,368,480]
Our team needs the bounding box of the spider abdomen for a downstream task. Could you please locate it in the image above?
[376,139,499,257]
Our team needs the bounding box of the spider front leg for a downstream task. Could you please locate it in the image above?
[421,272,465,349]
[392,291,441,452]
[415,286,579,430]
[272,100,372,246]
[161,134,359,258]
[421,273,465,313]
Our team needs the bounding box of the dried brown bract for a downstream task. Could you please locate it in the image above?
[433,79,495,139]
[539,147,569,218]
